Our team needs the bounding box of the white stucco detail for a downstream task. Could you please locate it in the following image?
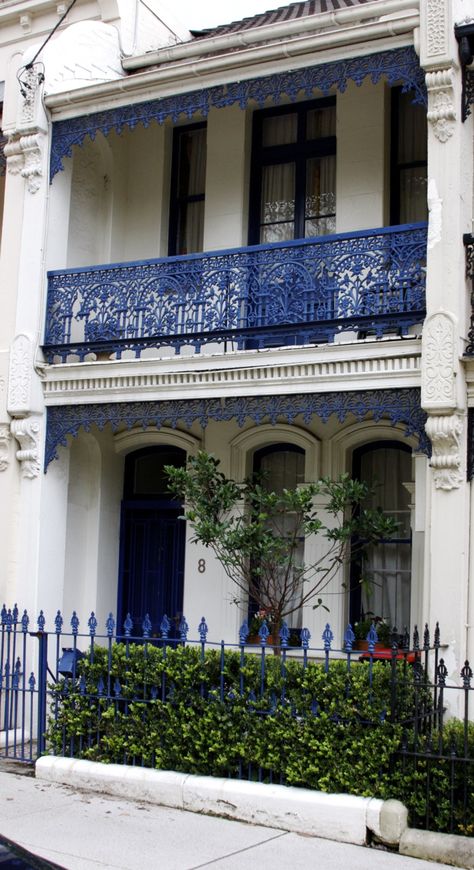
[0,424,11,471]
[7,333,33,417]
[426,68,456,142]
[10,415,41,479]
[42,21,125,95]
[421,311,457,411]
[425,413,464,490]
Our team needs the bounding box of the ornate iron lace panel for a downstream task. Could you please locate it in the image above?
[44,387,429,470]
[464,233,474,355]
[50,46,426,180]
[43,223,427,362]
[468,409,474,481]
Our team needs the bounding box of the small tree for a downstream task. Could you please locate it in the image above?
[165,451,396,640]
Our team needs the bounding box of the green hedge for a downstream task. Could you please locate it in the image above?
[46,644,474,834]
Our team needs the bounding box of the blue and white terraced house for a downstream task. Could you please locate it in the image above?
[0,0,473,682]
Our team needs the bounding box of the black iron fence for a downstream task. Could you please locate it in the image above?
[0,605,473,834]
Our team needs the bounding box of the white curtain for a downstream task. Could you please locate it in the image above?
[359,447,412,632]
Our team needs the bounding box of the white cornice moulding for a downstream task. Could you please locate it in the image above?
[41,338,422,406]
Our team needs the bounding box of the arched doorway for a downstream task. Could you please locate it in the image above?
[350,441,412,633]
[117,446,186,635]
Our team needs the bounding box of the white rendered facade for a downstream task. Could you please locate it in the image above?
[0,0,473,688]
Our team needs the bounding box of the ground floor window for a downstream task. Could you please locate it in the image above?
[350,441,412,635]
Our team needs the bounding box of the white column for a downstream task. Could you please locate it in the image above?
[420,2,473,672]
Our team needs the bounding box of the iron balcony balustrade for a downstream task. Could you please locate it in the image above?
[43,223,427,363]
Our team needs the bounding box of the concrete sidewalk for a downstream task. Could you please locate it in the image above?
[0,769,457,870]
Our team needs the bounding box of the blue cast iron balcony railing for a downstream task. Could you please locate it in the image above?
[43,223,427,363]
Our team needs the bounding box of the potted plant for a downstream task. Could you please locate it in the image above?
[353,613,392,650]
[248,608,275,644]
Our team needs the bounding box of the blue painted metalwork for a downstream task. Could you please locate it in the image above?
[0,603,452,788]
[44,387,430,470]
[43,223,427,362]
[50,47,426,180]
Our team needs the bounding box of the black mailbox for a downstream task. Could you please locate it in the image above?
[57,647,85,678]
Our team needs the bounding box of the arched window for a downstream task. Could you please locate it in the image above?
[350,441,412,634]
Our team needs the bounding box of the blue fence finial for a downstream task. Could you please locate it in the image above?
[344,624,355,651]
[88,612,97,636]
[279,621,290,649]
[178,616,189,642]
[239,619,249,646]
[322,623,334,651]
[106,613,115,636]
[70,611,79,635]
[198,617,208,643]
[160,614,171,639]
[123,613,133,637]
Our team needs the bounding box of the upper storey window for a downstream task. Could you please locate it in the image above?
[249,98,336,245]
[391,89,427,225]
[169,123,207,256]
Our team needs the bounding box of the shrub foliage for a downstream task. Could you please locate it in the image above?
[47,643,474,835]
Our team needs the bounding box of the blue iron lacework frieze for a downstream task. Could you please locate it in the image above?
[50,46,426,180]
[44,388,430,470]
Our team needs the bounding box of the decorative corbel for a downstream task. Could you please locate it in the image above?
[10,416,41,479]
[425,414,464,490]
[4,61,46,193]
[0,425,11,471]
[4,132,44,193]
[426,68,456,142]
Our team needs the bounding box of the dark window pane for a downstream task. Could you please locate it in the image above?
[176,200,205,256]
[177,128,206,196]
[307,105,336,139]
[397,93,426,163]
[262,113,297,146]
[169,124,206,256]
[399,168,428,224]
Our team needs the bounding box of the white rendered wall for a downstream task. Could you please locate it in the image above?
[336,80,387,234]
[203,106,250,252]
[108,125,167,263]
[67,134,113,268]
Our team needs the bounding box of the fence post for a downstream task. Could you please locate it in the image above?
[36,631,48,755]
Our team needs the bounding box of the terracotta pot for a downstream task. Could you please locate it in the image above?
[247,634,276,646]
[354,640,388,652]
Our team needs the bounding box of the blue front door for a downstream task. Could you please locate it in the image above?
[117,446,186,636]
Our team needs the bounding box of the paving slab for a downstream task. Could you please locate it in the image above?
[0,771,457,870]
